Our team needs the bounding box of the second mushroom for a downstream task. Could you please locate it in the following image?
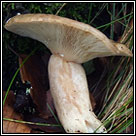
[5,14,133,133]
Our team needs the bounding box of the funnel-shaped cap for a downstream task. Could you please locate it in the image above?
[5,14,133,63]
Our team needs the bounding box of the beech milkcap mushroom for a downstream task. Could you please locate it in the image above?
[5,14,133,133]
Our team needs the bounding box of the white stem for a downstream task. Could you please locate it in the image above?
[48,54,107,133]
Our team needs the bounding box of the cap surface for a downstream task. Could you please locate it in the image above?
[5,14,132,63]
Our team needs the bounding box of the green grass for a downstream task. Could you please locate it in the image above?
[96,4,133,132]
[3,117,61,127]
[96,12,133,29]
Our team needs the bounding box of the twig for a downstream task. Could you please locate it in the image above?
[8,45,21,58]
[55,3,67,15]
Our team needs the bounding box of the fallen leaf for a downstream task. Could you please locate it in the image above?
[3,91,31,133]
[19,54,55,118]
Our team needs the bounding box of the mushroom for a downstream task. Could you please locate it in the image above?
[4,14,133,133]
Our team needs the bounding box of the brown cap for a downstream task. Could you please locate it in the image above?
[5,14,133,63]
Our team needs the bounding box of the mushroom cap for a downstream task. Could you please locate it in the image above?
[5,14,133,63]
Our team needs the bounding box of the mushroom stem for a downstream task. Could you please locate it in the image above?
[48,54,106,133]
